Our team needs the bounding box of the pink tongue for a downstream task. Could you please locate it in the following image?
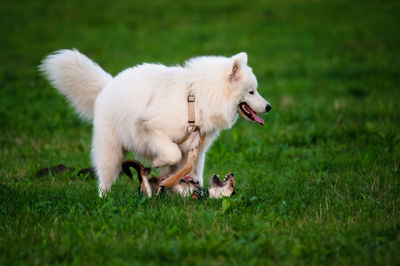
[247,106,264,126]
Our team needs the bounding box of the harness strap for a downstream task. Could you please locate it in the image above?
[187,94,198,132]
[176,131,192,145]
[176,93,199,144]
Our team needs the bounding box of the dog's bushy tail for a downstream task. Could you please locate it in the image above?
[40,49,112,121]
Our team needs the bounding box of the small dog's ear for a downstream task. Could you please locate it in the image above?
[211,174,223,187]
[223,173,236,188]
[229,176,235,186]
[230,52,247,82]
[224,173,234,181]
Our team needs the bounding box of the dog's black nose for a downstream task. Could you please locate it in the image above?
[265,104,272,113]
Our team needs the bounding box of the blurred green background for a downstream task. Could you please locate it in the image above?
[0,0,399,265]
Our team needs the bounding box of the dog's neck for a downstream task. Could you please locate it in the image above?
[190,88,240,133]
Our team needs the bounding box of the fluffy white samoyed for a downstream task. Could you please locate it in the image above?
[41,50,271,196]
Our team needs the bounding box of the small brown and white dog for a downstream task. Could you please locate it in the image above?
[122,159,235,199]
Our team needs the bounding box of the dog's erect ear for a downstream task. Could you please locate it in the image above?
[211,174,224,187]
[230,52,248,81]
[224,173,234,181]
[227,175,235,186]
[233,52,248,65]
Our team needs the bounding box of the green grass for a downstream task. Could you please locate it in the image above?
[1,0,399,265]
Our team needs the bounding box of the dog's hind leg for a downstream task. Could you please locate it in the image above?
[92,120,125,197]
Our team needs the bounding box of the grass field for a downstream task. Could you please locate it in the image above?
[1,0,400,264]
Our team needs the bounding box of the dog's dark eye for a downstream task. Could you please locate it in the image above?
[249,91,254,95]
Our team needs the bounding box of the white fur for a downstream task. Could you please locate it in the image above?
[41,50,269,197]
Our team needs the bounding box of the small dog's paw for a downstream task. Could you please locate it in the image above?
[156,186,165,196]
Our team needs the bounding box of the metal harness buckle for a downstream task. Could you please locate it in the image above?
[188,95,195,102]
[187,125,198,132]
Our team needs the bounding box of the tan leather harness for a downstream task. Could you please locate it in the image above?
[158,93,205,191]
[176,94,200,145]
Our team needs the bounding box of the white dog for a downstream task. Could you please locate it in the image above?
[40,50,271,197]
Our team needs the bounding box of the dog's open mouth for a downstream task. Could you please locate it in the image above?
[238,102,264,126]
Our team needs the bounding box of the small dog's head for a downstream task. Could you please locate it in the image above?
[208,173,236,199]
